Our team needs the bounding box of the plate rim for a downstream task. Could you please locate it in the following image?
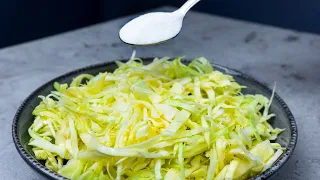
[12,58,298,180]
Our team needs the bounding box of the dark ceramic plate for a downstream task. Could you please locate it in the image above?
[12,58,297,180]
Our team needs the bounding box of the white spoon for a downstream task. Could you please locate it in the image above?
[119,0,201,46]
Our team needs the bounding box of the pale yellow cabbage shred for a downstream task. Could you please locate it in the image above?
[28,57,285,180]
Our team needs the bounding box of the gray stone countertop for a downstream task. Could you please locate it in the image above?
[0,6,319,180]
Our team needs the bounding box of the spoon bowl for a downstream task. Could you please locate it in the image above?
[119,34,178,46]
[119,0,201,46]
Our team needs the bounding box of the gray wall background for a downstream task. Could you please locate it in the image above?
[1,0,319,48]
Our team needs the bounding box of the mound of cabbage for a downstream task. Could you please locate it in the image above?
[29,57,285,180]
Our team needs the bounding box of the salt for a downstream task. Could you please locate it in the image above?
[119,12,184,45]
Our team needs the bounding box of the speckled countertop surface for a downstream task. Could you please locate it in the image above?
[0,6,319,180]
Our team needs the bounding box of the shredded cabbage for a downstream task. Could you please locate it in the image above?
[28,56,285,179]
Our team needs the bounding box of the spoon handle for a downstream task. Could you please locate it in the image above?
[175,0,201,15]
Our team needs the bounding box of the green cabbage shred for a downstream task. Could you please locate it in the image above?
[28,56,284,180]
